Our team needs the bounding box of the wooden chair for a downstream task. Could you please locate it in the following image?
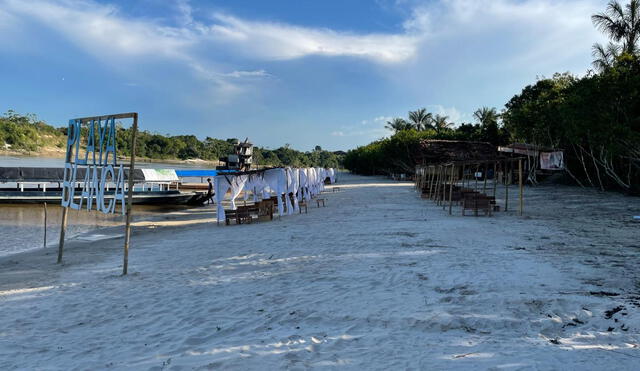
[299,200,308,214]
[258,200,274,221]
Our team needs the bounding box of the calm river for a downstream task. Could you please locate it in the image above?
[0,155,210,257]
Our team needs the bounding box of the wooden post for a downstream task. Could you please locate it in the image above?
[443,165,448,210]
[441,166,447,206]
[433,166,439,202]
[461,164,465,190]
[428,167,435,199]
[438,166,445,205]
[57,207,68,263]
[436,166,441,205]
[493,162,497,199]
[432,166,439,201]
[448,164,455,215]
[482,163,488,193]
[519,158,524,216]
[123,114,138,275]
[504,161,509,212]
[43,202,47,248]
[474,164,479,192]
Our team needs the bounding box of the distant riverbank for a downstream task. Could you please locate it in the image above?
[0,150,220,168]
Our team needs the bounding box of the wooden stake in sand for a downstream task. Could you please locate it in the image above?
[57,207,67,263]
[123,113,138,276]
[43,202,47,248]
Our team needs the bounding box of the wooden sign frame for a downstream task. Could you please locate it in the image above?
[57,112,138,275]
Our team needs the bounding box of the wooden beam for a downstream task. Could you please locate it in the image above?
[122,113,138,275]
[72,112,137,123]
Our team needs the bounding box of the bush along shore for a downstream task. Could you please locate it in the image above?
[0,110,344,169]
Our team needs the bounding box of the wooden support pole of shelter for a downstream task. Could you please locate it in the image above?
[442,165,448,210]
[432,166,440,202]
[43,202,47,248]
[438,166,445,205]
[429,166,435,199]
[493,162,497,199]
[474,164,479,192]
[448,164,455,215]
[433,166,439,202]
[482,163,488,193]
[435,166,442,204]
[519,158,524,216]
[442,165,448,206]
[123,113,138,276]
[504,161,509,212]
[440,166,445,208]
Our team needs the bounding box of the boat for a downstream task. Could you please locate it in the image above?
[0,166,205,205]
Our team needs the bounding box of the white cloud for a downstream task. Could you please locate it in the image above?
[3,0,193,59]
[332,115,396,139]
[373,116,393,124]
[427,105,469,124]
[206,14,421,64]
[223,70,270,78]
[408,0,604,70]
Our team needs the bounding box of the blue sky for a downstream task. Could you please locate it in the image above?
[0,0,606,151]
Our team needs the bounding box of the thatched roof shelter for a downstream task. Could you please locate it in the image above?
[416,140,498,165]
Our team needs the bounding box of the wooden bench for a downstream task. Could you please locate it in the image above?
[315,198,325,207]
[224,203,263,225]
[462,194,492,216]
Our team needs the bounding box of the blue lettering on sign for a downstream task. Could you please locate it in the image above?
[61,117,127,215]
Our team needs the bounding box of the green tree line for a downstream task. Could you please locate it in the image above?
[0,112,343,169]
[345,0,640,193]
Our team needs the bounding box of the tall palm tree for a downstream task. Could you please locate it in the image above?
[592,42,622,70]
[385,118,412,133]
[408,108,433,131]
[473,107,499,126]
[591,0,640,70]
[433,114,452,133]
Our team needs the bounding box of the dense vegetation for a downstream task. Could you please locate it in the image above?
[345,0,640,193]
[0,110,66,152]
[0,112,343,169]
[344,107,509,175]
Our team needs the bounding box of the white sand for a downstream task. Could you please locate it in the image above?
[1,173,639,369]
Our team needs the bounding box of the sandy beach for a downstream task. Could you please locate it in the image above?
[1,173,639,369]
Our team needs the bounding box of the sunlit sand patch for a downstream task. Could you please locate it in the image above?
[0,285,55,297]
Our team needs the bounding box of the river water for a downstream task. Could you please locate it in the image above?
[0,155,211,257]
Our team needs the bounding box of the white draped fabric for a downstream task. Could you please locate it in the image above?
[214,167,334,223]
